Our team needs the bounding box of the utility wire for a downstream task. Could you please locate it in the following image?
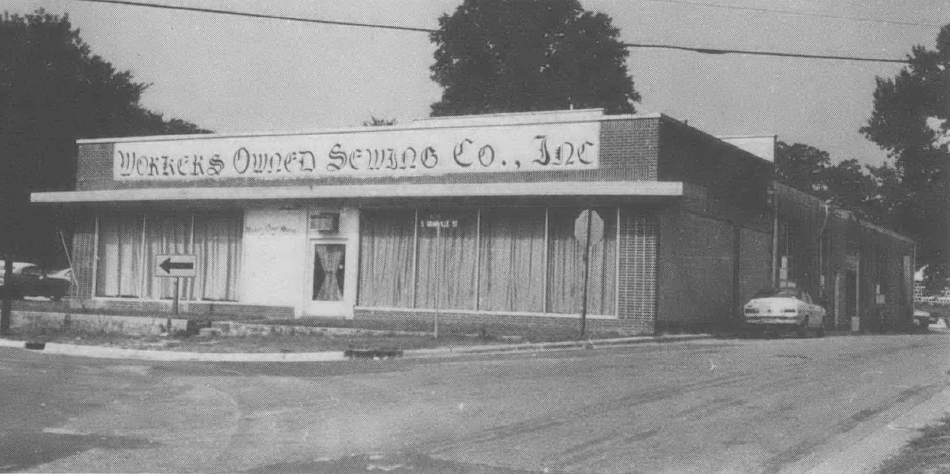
[624,42,910,63]
[79,0,912,64]
[77,0,435,33]
[640,0,945,28]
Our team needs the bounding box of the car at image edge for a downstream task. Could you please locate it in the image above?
[0,261,71,301]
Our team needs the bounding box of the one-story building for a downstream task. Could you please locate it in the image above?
[32,109,915,334]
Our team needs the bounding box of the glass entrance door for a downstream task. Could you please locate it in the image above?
[305,242,350,316]
[312,244,345,302]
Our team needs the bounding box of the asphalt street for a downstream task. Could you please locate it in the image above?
[0,333,948,473]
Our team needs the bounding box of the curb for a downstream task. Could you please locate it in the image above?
[795,385,950,474]
[403,334,712,358]
[0,334,712,363]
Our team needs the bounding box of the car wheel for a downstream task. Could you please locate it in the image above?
[50,294,63,302]
[796,319,809,338]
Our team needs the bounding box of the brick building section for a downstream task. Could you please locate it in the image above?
[353,308,646,335]
[651,117,774,332]
[60,114,799,334]
[616,209,657,333]
[69,210,96,301]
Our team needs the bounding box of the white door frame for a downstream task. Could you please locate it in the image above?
[302,207,359,318]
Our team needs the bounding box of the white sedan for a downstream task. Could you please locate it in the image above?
[744,287,826,337]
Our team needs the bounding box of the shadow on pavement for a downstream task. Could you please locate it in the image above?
[0,430,157,473]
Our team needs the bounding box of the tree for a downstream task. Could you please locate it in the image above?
[774,141,885,220]
[861,23,950,287]
[0,9,208,267]
[362,116,397,126]
[428,0,640,117]
[775,141,832,196]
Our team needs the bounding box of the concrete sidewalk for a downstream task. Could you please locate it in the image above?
[0,333,712,362]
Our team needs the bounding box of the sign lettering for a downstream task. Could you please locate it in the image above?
[113,123,600,181]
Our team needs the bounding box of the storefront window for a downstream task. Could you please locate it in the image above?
[357,206,620,316]
[95,211,144,298]
[191,213,243,301]
[416,210,478,310]
[547,208,616,315]
[358,210,415,307]
[478,209,546,312]
[95,211,243,301]
[143,213,191,299]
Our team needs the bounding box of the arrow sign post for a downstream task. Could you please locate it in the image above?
[157,255,197,277]
[155,255,197,317]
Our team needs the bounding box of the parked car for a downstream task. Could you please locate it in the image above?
[744,287,826,337]
[0,261,70,301]
[913,308,933,330]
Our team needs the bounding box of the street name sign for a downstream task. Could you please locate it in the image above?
[155,254,197,278]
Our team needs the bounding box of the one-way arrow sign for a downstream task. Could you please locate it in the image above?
[155,254,197,278]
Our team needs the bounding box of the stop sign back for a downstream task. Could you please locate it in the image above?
[574,209,604,247]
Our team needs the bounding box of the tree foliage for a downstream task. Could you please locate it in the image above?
[362,116,397,126]
[428,0,640,116]
[861,23,950,288]
[0,9,208,266]
[774,141,889,219]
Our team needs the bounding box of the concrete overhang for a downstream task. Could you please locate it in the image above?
[32,181,684,205]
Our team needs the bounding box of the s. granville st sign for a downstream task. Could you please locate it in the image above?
[113,122,600,181]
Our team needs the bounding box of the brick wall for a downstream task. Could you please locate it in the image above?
[66,298,293,320]
[71,211,96,300]
[657,117,773,219]
[656,203,736,332]
[74,117,662,191]
[76,143,114,191]
[617,209,658,333]
[739,227,772,314]
[354,308,652,335]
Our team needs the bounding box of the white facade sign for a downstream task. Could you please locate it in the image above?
[113,122,600,181]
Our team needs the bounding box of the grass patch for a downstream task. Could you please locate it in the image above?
[874,415,950,474]
[1,322,630,353]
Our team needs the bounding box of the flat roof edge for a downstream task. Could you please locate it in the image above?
[75,113,666,145]
[32,181,684,204]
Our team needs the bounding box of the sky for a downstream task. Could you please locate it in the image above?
[2,0,948,167]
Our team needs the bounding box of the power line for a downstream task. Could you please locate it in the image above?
[640,0,945,28]
[624,43,910,63]
[77,0,435,34]
[79,0,912,64]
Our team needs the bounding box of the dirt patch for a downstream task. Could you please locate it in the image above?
[873,415,950,473]
[3,329,504,353]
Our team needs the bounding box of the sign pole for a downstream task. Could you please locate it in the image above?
[580,208,593,337]
[173,277,180,317]
[1,257,11,336]
[434,224,441,340]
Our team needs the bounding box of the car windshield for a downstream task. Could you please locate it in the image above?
[20,266,44,277]
[753,288,800,299]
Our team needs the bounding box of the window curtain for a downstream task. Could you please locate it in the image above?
[143,214,192,300]
[415,210,478,310]
[192,213,242,301]
[312,244,345,301]
[95,212,143,297]
[358,210,415,307]
[478,209,545,312]
[546,208,617,315]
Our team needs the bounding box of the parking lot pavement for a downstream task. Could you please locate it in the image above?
[1,332,948,473]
